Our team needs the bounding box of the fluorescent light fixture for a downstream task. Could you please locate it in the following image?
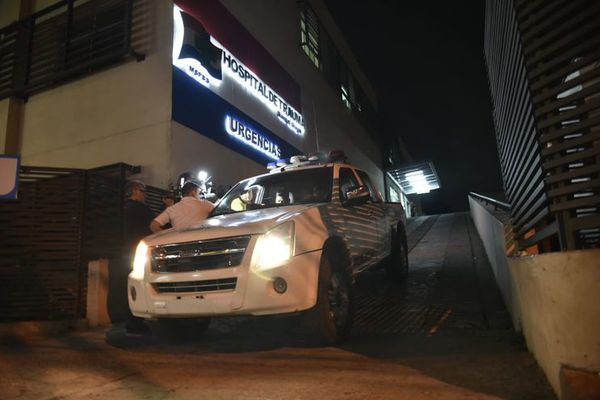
[198,170,209,182]
[405,170,430,194]
[387,161,440,195]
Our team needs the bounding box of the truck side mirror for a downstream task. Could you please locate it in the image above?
[344,185,370,206]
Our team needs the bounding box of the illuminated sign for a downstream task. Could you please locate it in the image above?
[225,115,281,160]
[172,67,300,166]
[173,6,305,137]
[221,52,304,136]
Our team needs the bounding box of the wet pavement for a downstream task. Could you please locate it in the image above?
[0,213,556,399]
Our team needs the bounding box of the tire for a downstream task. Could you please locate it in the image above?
[385,226,409,283]
[152,317,211,343]
[303,252,354,345]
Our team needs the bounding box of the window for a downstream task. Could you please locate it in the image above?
[356,170,381,202]
[212,167,333,216]
[300,4,320,69]
[339,168,359,202]
[298,2,378,137]
[339,61,363,113]
[339,61,354,110]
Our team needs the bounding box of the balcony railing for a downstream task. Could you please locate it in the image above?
[0,0,144,101]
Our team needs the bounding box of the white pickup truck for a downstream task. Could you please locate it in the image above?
[128,153,408,344]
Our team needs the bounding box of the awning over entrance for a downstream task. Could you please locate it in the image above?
[387,161,440,195]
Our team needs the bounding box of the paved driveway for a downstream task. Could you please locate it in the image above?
[0,213,555,400]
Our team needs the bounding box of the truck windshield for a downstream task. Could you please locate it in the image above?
[212,167,333,216]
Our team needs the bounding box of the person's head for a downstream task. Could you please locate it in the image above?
[125,180,146,202]
[182,181,200,198]
[240,188,254,203]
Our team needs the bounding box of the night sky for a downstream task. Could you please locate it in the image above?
[324,0,504,214]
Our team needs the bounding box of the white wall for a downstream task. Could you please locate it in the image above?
[470,197,600,399]
[7,0,174,188]
[170,121,266,190]
[0,1,20,27]
[469,197,521,330]
[509,251,600,398]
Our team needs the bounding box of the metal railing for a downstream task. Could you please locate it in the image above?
[0,0,144,101]
[469,192,511,212]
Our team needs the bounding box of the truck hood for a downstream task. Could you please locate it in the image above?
[144,204,318,246]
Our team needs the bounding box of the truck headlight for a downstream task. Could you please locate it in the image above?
[253,221,295,271]
[131,241,148,279]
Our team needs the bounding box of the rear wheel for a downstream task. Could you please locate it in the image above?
[303,252,353,345]
[385,226,408,283]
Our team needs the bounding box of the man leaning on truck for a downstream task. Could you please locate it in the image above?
[150,181,215,232]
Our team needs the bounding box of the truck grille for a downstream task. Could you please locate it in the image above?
[151,236,251,273]
[154,278,237,293]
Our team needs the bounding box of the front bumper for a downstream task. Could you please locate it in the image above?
[128,240,321,319]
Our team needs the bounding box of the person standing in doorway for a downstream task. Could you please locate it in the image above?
[150,181,215,232]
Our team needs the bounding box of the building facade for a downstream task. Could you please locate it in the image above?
[484,0,600,251]
[0,0,390,197]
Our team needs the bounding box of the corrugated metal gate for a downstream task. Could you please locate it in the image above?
[0,163,166,322]
[0,167,86,321]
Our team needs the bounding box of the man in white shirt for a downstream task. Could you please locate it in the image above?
[150,182,215,232]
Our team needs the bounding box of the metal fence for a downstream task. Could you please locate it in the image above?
[485,0,600,251]
[515,0,600,250]
[0,163,166,321]
[484,0,551,251]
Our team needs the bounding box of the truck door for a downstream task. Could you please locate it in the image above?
[356,170,389,262]
[338,167,380,273]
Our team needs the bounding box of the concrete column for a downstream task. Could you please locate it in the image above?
[3,98,24,154]
[2,0,33,155]
[86,259,111,327]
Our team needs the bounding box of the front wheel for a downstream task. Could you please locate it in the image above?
[385,226,409,283]
[303,254,353,345]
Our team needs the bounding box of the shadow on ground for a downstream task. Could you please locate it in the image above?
[104,269,554,400]
[103,213,555,400]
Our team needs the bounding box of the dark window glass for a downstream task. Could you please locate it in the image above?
[212,167,333,216]
[300,4,320,69]
[297,1,378,137]
[339,168,359,202]
[356,170,381,202]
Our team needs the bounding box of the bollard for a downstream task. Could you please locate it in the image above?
[86,259,111,327]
